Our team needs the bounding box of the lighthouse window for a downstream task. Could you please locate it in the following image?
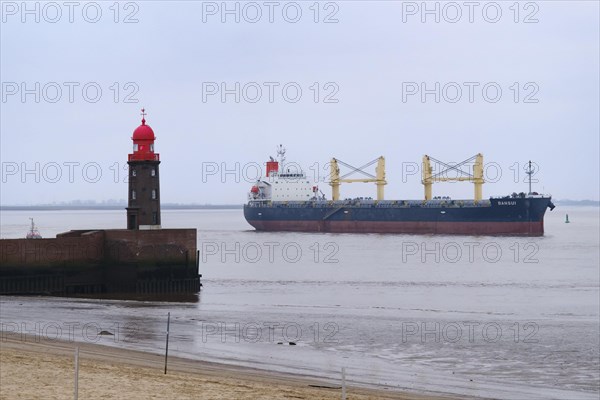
[132,169,136,177]
[150,144,154,152]
[132,190,136,200]
[151,169,156,177]
[151,189,157,199]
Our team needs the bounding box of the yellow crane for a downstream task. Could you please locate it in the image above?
[422,154,484,201]
[330,157,386,201]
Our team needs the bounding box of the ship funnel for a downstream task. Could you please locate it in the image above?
[266,161,279,177]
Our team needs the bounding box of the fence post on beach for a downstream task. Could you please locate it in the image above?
[74,346,79,400]
[341,367,346,400]
[164,312,170,374]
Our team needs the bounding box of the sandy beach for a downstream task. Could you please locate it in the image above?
[0,335,457,400]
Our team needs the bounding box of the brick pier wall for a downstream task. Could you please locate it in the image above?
[0,229,199,295]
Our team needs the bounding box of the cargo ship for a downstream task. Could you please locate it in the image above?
[243,147,555,236]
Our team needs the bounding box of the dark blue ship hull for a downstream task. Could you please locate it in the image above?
[244,197,555,236]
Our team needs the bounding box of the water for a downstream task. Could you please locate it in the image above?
[1,207,599,399]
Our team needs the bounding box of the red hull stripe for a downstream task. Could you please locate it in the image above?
[246,220,544,236]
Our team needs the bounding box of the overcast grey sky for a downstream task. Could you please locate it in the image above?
[1,1,598,204]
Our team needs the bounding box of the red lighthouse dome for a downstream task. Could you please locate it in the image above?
[129,108,159,161]
[133,119,155,140]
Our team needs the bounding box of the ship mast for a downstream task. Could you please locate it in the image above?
[27,217,42,239]
[276,144,286,169]
[526,160,534,195]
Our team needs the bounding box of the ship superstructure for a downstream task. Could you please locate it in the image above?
[249,145,322,203]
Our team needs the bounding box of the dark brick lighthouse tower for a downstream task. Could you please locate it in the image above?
[127,109,161,230]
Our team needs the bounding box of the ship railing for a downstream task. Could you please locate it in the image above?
[491,194,550,199]
[128,153,160,161]
[260,199,493,208]
[247,200,272,207]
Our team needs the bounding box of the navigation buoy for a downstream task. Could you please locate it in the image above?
[565,214,570,223]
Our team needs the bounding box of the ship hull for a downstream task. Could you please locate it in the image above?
[244,197,553,236]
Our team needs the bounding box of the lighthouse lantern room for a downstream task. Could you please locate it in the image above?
[126,109,161,230]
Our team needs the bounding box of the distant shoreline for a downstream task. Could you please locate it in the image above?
[0,200,597,211]
[0,204,244,211]
[553,200,600,206]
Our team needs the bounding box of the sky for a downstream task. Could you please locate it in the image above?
[1,0,599,205]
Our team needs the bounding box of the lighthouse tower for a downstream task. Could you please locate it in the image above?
[126,109,161,230]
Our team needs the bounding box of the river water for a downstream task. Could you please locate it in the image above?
[1,206,598,399]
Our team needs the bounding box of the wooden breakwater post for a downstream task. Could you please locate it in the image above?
[74,347,79,400]
[341,367,346,400]
[164,312,170,374]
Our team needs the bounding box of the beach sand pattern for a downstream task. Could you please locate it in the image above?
[0,336,447,400]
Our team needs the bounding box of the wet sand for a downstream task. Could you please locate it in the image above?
[0,335,458,400]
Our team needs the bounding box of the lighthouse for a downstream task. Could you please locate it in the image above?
[126,109,161,230]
